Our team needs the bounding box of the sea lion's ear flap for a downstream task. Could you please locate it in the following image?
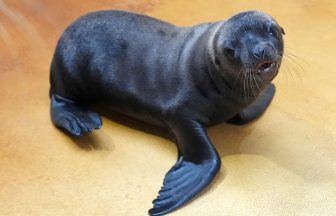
[280,26,285,35]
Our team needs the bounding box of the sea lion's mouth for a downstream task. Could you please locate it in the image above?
[256,61,275,74]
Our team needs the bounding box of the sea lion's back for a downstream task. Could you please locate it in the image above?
[51,10,184,106]
[59,10,177,47]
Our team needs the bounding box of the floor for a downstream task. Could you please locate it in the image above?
[0,0,336,215]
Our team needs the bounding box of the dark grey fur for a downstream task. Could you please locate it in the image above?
[50,10,284,215]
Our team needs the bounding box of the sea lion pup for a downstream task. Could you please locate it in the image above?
[50,10,284,215]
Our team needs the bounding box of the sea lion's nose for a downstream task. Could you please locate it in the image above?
[253,46,264,58]
[253,43,274,59]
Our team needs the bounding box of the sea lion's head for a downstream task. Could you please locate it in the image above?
[212,10,284,94]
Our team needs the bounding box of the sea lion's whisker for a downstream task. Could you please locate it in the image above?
[252,71,260,91]
[275,48,305,75]
[284,53,304,71]
[246,69,251,98]
[248,70,253,97]
[243,69,248,104]
[281,59,299,87]
[233,67,245,89]
[249,56,261,91]
[274,48,303,86]
[249,69,257,98]
[283,59,303,85]
[284,62,295,81]
[247,56,258,97]
[284,49,307,64]
[282,56,303,79]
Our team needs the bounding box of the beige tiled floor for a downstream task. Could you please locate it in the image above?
[0,0,336,215]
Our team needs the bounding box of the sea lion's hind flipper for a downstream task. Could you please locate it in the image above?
[228,83,276,125]
[50,94,102,136]
[149,119,221,216]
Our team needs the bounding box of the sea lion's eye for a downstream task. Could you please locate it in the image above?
[268,25,278,37]
[224,47,235,59]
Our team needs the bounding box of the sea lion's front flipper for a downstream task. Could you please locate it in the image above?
[228,83,276,125]
[149,119,221,216]
[50,94,102,136]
